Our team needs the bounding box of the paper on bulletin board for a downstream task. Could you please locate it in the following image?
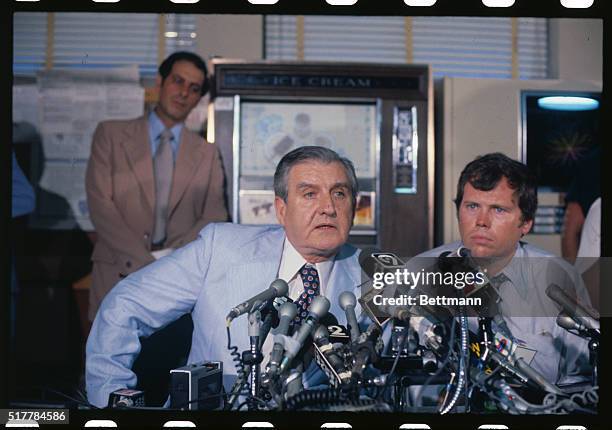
[38,66,144,160]
[25,66,144,230]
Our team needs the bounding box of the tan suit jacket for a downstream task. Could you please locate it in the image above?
[85,116,228,320]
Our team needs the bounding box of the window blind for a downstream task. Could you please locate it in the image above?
[13,12,197,77]
[265,15,549,79]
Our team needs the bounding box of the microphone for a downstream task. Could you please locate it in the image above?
[545,284,599,331]
[226,279,289,323]
[258,296,292,349]
[280,296,330,372]
[339,291,361,342]
[350,323,383,382]
[512,357,566,396]
[359,248,405,279]
[473,327,566,397]
[267,302,298,375]
[313,325,352,385]
[556,312,599,340]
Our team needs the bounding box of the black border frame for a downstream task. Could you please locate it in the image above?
[3,1,608,429]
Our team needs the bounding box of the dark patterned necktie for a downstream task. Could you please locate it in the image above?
[294,264,320,325]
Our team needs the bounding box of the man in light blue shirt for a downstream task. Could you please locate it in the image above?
[400,153,594,410]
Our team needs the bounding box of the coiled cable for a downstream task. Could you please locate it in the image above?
[224,325,250,410]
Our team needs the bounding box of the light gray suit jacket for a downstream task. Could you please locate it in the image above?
[86,223,363,408]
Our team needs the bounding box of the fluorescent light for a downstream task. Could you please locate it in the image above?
[248,0,280,4]
[242,423,274,429]
[14,0,41,2]
[321,424,352,429]
[404,0,437,5]
[560,0,594,8]
[482,0,515,6]
[91,0,120,3]
[537,96,599,111]
[326,0,359,5]
[170,0,200,3]
[165,32,178,38]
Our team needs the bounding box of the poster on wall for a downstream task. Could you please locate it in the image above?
[240,101,377,178]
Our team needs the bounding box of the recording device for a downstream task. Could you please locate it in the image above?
[339,291,361,342]
[546,284,600,332]
[280,296,330,372]
[108,388,145,408]
[169,361,223,410]
[226,279,289,323]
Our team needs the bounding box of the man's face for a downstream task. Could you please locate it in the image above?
[275,161,354,263]
[458,177,533,266]
[155,60,204,128]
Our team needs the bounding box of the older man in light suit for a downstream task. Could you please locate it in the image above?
[86,146,364,408]
[86,51,228,321]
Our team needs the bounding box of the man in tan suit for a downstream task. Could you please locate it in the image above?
[86,51,228,321]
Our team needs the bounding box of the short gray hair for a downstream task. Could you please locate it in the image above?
[273,146,359,208]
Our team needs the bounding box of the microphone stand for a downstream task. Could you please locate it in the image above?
[556,311,599,386]
[589,336,599,386]
[245,308,263,410]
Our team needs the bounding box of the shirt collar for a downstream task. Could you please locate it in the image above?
[149,110,183,144]
[278,238,335,296]
[490,241,528,300]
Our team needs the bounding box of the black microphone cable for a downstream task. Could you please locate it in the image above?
[224,324,249,410]
[439,306,469,414]
[30,385,100,410]
[413,316,457,410]
[376,326,410,401]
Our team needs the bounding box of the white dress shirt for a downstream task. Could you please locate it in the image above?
[261,238,335,365]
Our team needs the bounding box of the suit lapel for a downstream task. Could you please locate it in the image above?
[225,228,286,350]
[326,245,362,322]
[121,117,155,211]
[168,131,204,216]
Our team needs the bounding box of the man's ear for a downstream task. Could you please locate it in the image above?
[520,218,534,236]
[274,196,287,226]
